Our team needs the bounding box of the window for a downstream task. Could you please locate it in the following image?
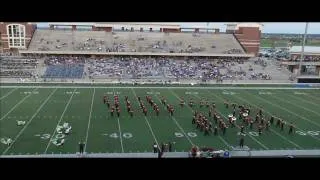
[7,24,26,48]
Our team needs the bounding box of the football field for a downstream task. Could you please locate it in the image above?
[1,84,320,156]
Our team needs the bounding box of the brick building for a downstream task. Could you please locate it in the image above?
[0,22,37,51]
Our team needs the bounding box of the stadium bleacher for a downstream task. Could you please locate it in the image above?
[28,29,245,54]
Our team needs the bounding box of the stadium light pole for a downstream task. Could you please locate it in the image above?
[298,22,309,76]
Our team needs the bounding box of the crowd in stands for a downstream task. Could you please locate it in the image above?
[43,56,85,79]
[87,56,273,81]
[0,56,38,78]
[289,56,320,62]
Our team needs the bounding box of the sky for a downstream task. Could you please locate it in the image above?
[37,22,320,34]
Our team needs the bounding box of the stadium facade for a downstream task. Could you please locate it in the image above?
[0,22,261,56]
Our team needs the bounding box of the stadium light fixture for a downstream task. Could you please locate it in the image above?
[298,22,309,76]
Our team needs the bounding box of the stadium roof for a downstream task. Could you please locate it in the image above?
[289,46,320,55]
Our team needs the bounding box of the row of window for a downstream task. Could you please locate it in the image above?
[9,39,25,47]
[7,24,26,48]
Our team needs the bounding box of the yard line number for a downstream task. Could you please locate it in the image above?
[296,130,320,136]
[102,132,133,139]
[175,132,197,138]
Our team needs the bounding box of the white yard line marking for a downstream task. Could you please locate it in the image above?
[304,93,320,102]
[227,93,303,149]
[117,117,124,153]
[44,88,77,153]
[237,90,320,142]
[169,89,231,149]
[131,88,160,149]
[206,90,269,150]
[0,88,38,121]
[84,88,95,153]
[113,87,124,153]
[270,92,320,117]
[2,88,57,155]
[284,92,320,107]
[0,88,18,100]
[1,86,320,90]
[243,90,320,128]
[152,89,195,146]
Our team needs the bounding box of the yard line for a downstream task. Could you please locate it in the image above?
[168,89,231,149]
[284,92,320,107]
[152,89,195,146]
[0,88,17,100]
[0,88,38,121]
[112,87,124,153]
[226,93,303,149]
[84,88,95,153]
[44,88,77,154]
[270,93,320,117]
[131,88,160,149]
[205,90,269,150]
[242,90,320,128]
[235,90,320,142]
[304,93,320,102]
[117,117,124,153]
[2,88,57,155]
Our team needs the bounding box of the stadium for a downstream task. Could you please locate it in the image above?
[0,22,319,158]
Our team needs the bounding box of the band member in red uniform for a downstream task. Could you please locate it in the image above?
[130,110,134,117]
[270,116,274,125]
[205,100,209,108]
[266,121,270,131]
[240,125,244,134]
[276,118,281,127]
[143,108,147,116]
[110,109,114,117]
[204,127,210,136]
[280,120,285,131]
[258,125,262,135]
[180,98,185,108]
[189,98,194,108]
[106,100,110,108]
[249,119,253,129]
[224,101,229,109]
[214,126,218,136]
[156,108,160,116]
[289,123,294,134]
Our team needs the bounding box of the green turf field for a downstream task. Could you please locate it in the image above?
[1,85,320,155]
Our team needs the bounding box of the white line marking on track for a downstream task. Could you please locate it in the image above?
[0,88,38,121]
[44,88,77,153]
[0,88,18,100]
[1,88,57,155]
[131,88,160,149]
[84,88,95,153]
